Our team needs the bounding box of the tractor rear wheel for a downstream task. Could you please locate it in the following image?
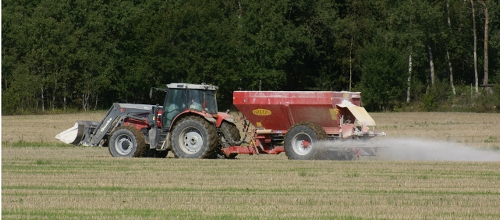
[284,122,326,160]
[171,116,219,159]
[108,126,147,157]
[220,121,241,159]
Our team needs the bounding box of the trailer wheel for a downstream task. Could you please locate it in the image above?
[284,122,326,160]
[171,116,219,159]
[108,126,147,157]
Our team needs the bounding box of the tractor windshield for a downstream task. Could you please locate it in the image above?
[188,89,217,114]
[165,89,187,111]
[163,89,187,128]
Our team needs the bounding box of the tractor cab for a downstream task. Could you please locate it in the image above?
[163,83,219,129]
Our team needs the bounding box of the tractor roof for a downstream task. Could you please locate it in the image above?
[166,83,218,91]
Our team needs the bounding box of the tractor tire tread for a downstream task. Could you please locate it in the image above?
[108,125,147,157]
[171,116,219,159]
[220,121,241,146]
[220,121,241,159]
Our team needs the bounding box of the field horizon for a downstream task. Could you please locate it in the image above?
[2,112,500,219]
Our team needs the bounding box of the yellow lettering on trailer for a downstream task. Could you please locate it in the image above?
[329,108,338,121]
[256,122,262,127]
[252,109,272,116]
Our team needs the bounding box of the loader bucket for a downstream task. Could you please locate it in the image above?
[55,120,99,145]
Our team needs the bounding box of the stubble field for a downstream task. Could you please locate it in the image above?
[2,112,500,219]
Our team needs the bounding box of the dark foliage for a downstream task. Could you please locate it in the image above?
[2,0,499,114]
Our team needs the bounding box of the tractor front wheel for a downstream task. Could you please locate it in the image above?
[108,126,147,157]
[171,116,218,159]
[284,122,326,160]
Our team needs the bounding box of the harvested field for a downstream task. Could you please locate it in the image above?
[371,112,500,150]
[2,112,500,219]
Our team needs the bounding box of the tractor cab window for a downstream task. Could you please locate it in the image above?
[165,89,187,111]
[204,90,217,114]
[163,89,187,129]
[188,89,217,114]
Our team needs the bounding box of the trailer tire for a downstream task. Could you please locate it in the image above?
[284,122,326,160]
[108,126,147,157]
[171,116,219,159]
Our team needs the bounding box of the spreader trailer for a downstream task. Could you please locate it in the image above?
[223,91,385,159]
[56,83,385,160]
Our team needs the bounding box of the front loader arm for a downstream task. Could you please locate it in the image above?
[56,103,156,147]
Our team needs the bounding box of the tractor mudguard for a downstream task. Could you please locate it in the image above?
[215,112,234,127]
[169,110,216,131]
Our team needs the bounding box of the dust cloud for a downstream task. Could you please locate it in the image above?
[313,138,500,162]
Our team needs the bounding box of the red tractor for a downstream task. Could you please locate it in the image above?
[56,83,241,159]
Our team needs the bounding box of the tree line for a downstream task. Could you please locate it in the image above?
[2,0,500,115]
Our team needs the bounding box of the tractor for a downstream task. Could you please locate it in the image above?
[56,83,242,159]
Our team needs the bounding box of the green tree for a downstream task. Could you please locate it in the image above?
[358,42,407,111]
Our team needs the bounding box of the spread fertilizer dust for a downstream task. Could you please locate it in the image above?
[313,138,500,162]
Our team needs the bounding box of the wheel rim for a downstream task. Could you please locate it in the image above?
[114,134,133,156]
[292,133,313,155]
[178,126,204,154]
